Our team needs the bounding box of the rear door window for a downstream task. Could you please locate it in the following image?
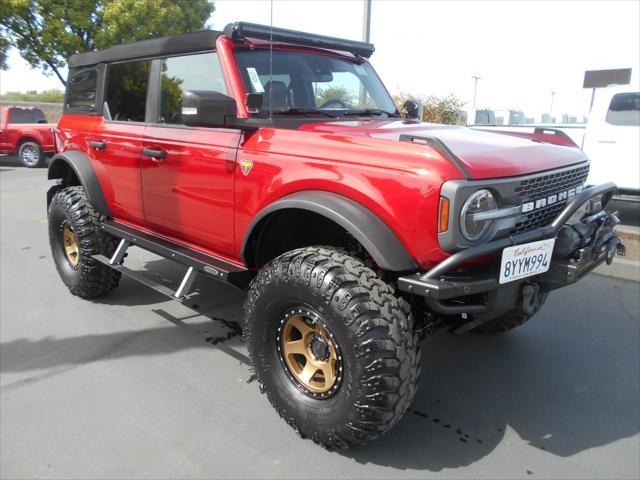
[106,60,152,122]
[8,108,35,124]
[606,92,640,126]
[158,52,228,124]
[32,109,47,123]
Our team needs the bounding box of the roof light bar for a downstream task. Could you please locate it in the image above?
[223,22,375,58]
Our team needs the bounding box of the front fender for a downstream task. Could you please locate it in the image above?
[242,190,417,271]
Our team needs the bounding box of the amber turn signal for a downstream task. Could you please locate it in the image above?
[438,197,450,233]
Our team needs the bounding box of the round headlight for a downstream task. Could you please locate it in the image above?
[460,189,497,242]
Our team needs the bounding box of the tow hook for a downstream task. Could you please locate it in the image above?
[604,213,625,264]
[521,283,541,315]
[606,237,625,265]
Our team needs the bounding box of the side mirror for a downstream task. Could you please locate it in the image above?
[182,90,237,127]
[245,93,263,113]
[402,99,423,121]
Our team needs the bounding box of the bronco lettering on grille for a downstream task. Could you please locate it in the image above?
[521,185,584,213]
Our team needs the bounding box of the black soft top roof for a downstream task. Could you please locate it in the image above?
[68,22,375,69]
[68,30,222,68]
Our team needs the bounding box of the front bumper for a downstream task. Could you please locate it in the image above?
[398,182,623,315]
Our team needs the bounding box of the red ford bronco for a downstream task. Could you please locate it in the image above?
[0,105,55,167]
[47,23,624,449]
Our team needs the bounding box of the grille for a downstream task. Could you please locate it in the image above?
[511,164,590,234]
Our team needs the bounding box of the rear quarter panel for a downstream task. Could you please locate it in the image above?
[56,114,103,155]
[55,113,115,199]
[3,123,56,152]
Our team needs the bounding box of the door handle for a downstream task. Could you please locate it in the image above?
[89,140,107,151]
[143,148,167,160]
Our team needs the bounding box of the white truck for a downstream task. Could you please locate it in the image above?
[470,86,639,202]
[582,86,639,201]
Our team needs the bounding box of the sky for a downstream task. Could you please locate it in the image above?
[1,0,639,120]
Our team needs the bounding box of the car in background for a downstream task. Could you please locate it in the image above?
[0,106,55,167]
[582,86,640,201]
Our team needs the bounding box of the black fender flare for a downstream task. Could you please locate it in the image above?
[47,150,111,217]
[242,191,417,272]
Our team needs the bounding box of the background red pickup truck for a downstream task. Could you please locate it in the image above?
[0,105,54,167]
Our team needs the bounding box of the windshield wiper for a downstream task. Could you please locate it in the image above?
[342,108,400,118]
[271,107,340,118]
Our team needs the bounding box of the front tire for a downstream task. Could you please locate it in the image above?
[48,186,121,298]
[244,247,421,449]
[18,141,44,168]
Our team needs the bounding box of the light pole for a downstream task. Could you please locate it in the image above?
[550,90,556,114]
[362,0,372,43]
[359,0,372,105]
[471,75,482,111]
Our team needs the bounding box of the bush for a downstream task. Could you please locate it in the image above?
[0,89,64,103]
[393,92,466,125]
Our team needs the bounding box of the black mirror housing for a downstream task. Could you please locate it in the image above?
[182,90,237,127]
[245,93,263,113]
[402,99,423,121]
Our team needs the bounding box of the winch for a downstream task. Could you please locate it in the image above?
[554,209,624,265]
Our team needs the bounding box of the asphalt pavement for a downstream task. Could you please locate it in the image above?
[1,157,639,479]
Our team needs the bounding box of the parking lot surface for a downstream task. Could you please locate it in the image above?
[1,159,639,479]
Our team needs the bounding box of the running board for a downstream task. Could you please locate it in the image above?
[94,254,186,299]
[94,220,251,297]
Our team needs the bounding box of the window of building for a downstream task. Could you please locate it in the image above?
[159,52,228,124]
[106,60,151,122]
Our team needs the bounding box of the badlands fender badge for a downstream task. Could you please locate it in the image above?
[240,159,254,176]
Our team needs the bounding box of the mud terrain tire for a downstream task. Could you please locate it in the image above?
[244,246,421,449]
[48,186,121,298]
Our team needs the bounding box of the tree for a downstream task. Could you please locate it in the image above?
[393,92,466,125]
[315,85,355,108]
[0,34,8,70]
[0,0,214,86]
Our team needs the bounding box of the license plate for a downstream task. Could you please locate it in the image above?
[499,238,556,284]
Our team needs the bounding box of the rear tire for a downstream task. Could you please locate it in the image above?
[48,186,121,298]
[18,141,44,168]
[244,246,421,449]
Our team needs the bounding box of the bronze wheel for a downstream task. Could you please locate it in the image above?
[246,247,421,449]
[62,222,79,268]
[277,307,342,399]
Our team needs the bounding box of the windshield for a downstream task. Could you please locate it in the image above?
[234,49,398,116]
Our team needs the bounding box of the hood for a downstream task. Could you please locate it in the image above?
[298,120,588,179]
